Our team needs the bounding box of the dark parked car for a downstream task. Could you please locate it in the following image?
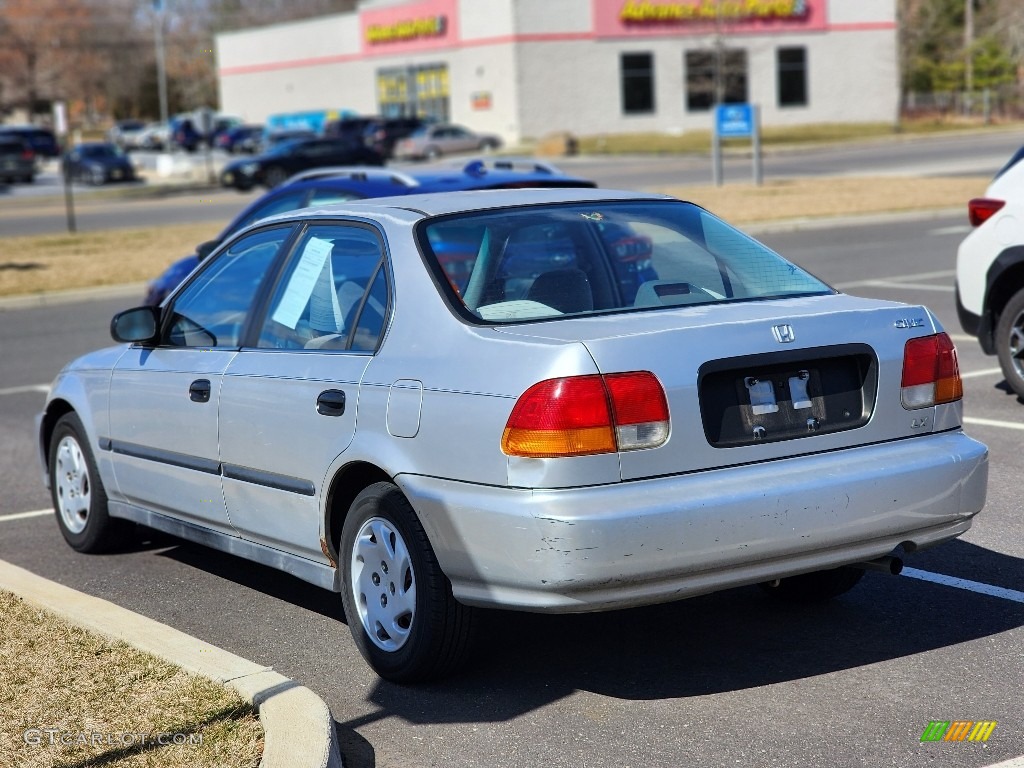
[147,158,596,304]
[170,117,202,152]
[363,117,426,158]
[62,142,137,185]
[216,124,263,154]
[324,116,380,142]
[219,137,384,191]
[0,125,60,168]
[0,135,35,183]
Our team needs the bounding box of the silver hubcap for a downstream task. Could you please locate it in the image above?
[350,517,416,652]
[1008,311,1024,379]
[55,435,90,534]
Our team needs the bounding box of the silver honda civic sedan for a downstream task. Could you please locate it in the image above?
[37,188,988,682]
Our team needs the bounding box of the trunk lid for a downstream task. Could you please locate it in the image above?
[493,293,954,481]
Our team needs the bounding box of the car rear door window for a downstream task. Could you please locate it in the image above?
[165,226,293,348]
[257,224,388,351]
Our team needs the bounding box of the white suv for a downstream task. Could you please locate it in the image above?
[956,146,1024,398]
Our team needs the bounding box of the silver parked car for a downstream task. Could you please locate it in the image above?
[37,188,988,682]
[393,123,502,160]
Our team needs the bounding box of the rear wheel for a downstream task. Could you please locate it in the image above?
[995,287,1024,399]
[49,413,131,553]
[339,482,476,682]
[759,566,865,602]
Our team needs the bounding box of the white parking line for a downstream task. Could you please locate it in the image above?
[902,567,1024,604]
[0,384,49,397]
[928,225,972,236]
[985,756,1024,768]
[963,416,1024,432]
[857,281,955,292]
[835,269,955,290]
[960,367,1004,379]
[0,509,52,522]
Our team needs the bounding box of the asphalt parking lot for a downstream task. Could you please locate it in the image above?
[0,206,1021,767]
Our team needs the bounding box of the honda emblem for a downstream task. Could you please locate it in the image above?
[772,324,795,343]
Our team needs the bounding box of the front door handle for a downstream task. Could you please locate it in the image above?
[189,379,211,403]
[317,389,346,417]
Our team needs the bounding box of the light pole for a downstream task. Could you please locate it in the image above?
[964,0,974,115]
[154,0,169,125]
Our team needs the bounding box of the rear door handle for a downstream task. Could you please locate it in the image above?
[189,379,211,403]
[317,389,346,417]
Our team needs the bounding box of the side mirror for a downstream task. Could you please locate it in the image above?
[111,306,159,344]
[195,239,220,262]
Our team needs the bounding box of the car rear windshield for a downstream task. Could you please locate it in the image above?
[418,200,832,323]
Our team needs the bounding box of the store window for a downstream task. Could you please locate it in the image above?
[376,64,450,121]
[777,47,808,107]
[621,53,655,115]
[685,49,748,111]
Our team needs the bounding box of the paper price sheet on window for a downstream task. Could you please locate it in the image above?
[271,237,346,333]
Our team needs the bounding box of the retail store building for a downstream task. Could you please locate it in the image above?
[216,0,898,145]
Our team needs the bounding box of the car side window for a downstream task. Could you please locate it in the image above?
[256,224,388,351]
[164,226,292,348]
[350,264,389,352]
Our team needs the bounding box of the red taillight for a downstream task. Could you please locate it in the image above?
[501,372,669,457]
[21,147,34,161]
[968,198,1005,227]
[901,333,963,409]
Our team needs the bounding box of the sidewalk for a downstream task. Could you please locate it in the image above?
[0,558,343,768]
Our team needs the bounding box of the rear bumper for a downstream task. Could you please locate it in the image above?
[398,431,988,612]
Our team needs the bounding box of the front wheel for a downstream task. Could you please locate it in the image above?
[49,413,131,553]
[995,287,1024,399]
[759,566,864,602]
[339,482,476,682]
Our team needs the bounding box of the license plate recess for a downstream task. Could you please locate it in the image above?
[698,344,877,448]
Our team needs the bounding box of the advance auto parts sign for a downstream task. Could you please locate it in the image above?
[595,0,826,36]
[361,0,457,53]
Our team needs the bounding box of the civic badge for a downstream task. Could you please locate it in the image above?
[772,324,796,343]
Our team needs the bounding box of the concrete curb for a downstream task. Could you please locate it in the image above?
[0,558,342,768]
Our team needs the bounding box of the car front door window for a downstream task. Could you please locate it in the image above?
[166,226,292,348]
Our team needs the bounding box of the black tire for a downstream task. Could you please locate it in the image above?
[758,566,865,602]
[339,481,476,682]
[994,287,1024,399]
[48,413,132,553]
[263,166,288,188]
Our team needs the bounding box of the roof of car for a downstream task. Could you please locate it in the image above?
[280,159,595,191]
[266,187,672,223]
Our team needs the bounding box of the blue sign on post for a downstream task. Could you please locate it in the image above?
[715,103,754,138]
[711,102,762,186]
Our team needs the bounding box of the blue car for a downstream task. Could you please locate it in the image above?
[144,159,598,305]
